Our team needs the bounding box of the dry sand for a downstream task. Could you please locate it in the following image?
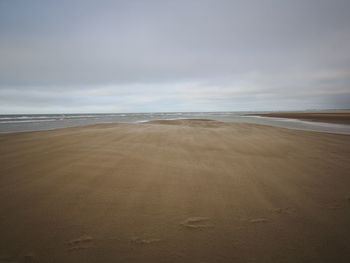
[253,111,350,125]
[0,119,350,263]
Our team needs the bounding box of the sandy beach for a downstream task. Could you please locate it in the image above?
[0,119,350,263]
[253,111,350,125]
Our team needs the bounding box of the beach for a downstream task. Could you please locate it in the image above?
[0,119,350,262]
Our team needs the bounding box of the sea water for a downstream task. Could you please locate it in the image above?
[1,112,349,135]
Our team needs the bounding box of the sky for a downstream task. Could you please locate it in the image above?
[0,0,350,113]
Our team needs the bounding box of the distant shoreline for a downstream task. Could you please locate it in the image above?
[248,111,350,125]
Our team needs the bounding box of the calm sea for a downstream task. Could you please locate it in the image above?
[0,112,349,135]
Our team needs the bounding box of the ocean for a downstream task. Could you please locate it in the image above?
[1,112,350,134]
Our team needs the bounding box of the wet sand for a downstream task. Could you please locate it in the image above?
[253,111,350,125]
[0,119,350,263]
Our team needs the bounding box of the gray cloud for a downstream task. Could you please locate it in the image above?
[0,0,349,113]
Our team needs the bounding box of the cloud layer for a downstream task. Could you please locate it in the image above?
[1,0,350,113]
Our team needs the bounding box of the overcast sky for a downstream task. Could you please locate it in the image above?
[0,0,349,113]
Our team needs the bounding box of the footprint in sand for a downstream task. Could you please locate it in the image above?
[23,253,35,262]
[180,217,214,229]
[0,255,17,262]
[24,253,34,262]
[325,204,343,210]
[0,253,34,263]
[67,235,94,251]
[249,218,269,223]
[271,207,295,214]
[130,237,162,245]
[320,201,347,210]
[323,197,350,210]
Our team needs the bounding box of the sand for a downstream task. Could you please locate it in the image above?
[253,111,350,125]
[0,119,350,263]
